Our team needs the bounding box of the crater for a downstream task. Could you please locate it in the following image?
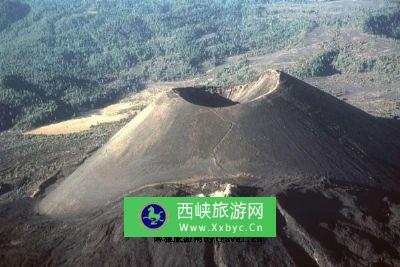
[172,69,281,108]
[173,87,238,108]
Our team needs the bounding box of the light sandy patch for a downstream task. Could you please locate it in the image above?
[25,92,159,135]
[100,102,136,115]
[25,113,131,136]
[26,100,141,136]
[23,79,196,136]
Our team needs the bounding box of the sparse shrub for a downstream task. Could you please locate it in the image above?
[210,59,258,86]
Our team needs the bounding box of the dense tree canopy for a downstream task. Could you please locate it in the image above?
[363,11,400,40]
[291,49,339,78]
[0,0,30,32]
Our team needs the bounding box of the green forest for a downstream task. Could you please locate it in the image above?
[363,11,400,40]
[0,0,397,131]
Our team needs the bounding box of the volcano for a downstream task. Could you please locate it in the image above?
[2,70,399,266]
[39,69,400,217]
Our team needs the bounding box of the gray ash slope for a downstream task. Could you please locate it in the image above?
[39,69,400,216]
[1,70,400,266]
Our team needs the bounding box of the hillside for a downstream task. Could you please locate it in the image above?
[1,0,398,131]
[39,70,400,216]
[0,1,400,266]
[1,71,400,266]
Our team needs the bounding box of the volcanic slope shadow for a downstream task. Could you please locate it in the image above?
[39,69,400,216]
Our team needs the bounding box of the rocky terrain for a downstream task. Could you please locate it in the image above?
[1,70,400,266]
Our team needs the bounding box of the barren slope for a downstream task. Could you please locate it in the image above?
[1,69,400,266]
[39,69,400,216]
